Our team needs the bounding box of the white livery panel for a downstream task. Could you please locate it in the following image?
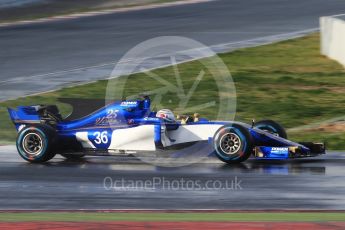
[162,124,223,147]
[109,125,156,151]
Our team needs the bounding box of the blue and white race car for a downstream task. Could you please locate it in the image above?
[8,96,325,163]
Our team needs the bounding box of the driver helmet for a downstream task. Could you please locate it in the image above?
[156,109,175,122]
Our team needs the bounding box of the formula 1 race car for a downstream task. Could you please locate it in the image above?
[8,96,325,163]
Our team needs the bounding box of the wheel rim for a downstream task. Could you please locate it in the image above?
[22,133,43,156]
[219,132,241,155]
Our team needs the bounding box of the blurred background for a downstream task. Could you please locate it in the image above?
[1,0,345,149]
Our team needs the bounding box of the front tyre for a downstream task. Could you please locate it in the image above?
[16,126,56,163]
[213,124,254,163]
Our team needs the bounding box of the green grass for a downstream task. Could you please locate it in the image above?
[0,212,344,222]
[2,33,345,149]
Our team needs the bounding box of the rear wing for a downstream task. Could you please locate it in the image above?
[7,106,41,125]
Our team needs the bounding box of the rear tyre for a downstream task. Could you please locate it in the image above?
[254,120,287,139]
[213,123,254,163]
[16,125,56,163]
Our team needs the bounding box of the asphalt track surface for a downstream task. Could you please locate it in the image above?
[1,0,345,100]
[0,145,345,210]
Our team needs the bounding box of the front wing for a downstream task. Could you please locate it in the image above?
[254,142,325,159]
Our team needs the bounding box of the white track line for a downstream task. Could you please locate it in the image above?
[0,27,318,102]
[0,0,214,28]
[0,27,319,86]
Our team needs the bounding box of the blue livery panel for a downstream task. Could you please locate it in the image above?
[255,146,289,159]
